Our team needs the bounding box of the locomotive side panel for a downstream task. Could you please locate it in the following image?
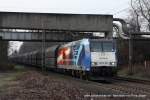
[57,39,91,71]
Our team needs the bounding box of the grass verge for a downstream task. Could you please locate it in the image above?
[0,65,27,93]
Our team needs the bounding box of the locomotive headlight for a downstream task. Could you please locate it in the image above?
[92,62,97,65]
[112,62,115,65]
[110,62,115,65]
[92,62,95,65]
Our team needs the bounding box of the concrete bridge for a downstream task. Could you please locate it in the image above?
[0,12,113,41]
[0,12,113,31]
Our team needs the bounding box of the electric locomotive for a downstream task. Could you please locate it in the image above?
[56,39,117,78]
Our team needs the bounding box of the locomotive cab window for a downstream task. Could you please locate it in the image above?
[90,41,102,52]
[90,40,114,52]
[102,42,114,52]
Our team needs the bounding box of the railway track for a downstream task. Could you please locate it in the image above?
[79,78,149,99]
[104,76,150,98]
[43,68,150,96]
[83,76,150,99]
[60,74,150,99]
[90,81,149,99]
[113,76,150,85]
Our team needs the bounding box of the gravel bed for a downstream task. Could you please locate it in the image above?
[0,71,148,100]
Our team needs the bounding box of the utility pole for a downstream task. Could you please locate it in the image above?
[129,32,133,75]
[41,21,46,72]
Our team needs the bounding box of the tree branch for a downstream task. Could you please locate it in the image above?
[139,0,149,21]
[141,0,150,19]
[131,0,141,31]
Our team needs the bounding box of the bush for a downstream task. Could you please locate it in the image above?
[0,63,15,71]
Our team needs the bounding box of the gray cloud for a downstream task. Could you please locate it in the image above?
[0,0,130,18]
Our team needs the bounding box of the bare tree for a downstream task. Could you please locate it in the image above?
[130,0,141,32]
[127,9,141,32]
[131,0,150,31]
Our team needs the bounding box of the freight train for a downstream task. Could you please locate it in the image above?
[10,39,117,79]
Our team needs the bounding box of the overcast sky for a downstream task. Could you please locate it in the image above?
[0,0,130,18]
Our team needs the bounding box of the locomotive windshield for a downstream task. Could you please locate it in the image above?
[103,42,114,52]
[90,41,114,52]
[90,41,102,52]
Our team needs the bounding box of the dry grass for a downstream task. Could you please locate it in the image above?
[118,64,150,80]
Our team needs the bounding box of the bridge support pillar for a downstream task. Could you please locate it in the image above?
[0,39,8,66]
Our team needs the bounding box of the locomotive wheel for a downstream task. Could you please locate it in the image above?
[79,71,83,79]
[71,70,75,77]
[82,71,86,80]
[76,70,80,78]
[74,70,78,78]
[79,71,88,80]
[85,72,89,80]
[74,70,77,78]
